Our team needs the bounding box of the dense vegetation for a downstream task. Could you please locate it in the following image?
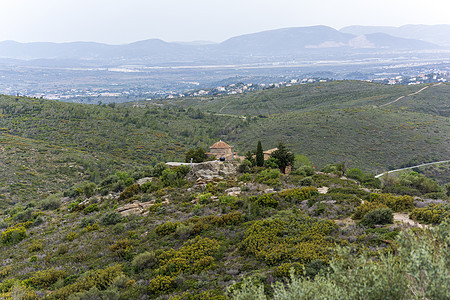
[1,81,449,203]
[0,80,448,299]
[0,158,447,299]
[141,81,450,174]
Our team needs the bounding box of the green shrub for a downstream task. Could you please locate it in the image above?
[346,168,381,188]
[132,251,156,271]
[254,194,279,208]
[155,221,179,236]
[278,187,318,202]
[299,176,313,186]
[80,223,99,233]
[67,286,119,300]
[41,195,61,210]
[198,193,212,205]
[255,169,281,184]
[0,279,19,293]
[110,239,133,259]
[83,203,99,214]
[101,212,122,225]
[160,166,189,187]
[28,240,43,252]
[50,264,123,299]
[296,165,315,176]
[156,237,220,276]
[360,208,393,227]
[170,289,227,300]
[353,202,388,220]
[24,268,68,289]
[118,184,141,201]
[238,159,253,173]
[81,182,97,198]
[80,216,96,228]
[241,215,336,265]
[238,173,252,182]
[65,231,78,241]
[275,262,304,278]
[141,181,158,193]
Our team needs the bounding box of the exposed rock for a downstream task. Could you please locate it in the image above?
[225,187,241,196]
[136,177,156,185]
[116,201,157,216]
[187,161,237,181]
[318,187,329,194]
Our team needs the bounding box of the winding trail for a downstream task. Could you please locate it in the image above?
[375,160,450,178]
[378,82,442,108]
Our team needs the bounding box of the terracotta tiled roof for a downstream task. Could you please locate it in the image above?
[210,140,232,149]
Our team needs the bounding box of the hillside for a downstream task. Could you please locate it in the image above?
[0,95,245,202]
[1,81,449,203]
[0,156,448,299]
[0,80,449,299]
[163,81,450,174]
[169,81,420,115]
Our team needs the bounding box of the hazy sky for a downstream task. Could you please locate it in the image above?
[0,0,449,44]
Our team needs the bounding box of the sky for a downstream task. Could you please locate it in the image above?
[0,0,449,44]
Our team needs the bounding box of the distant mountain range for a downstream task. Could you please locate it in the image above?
[340,24,450,47]
[0,25,447,64]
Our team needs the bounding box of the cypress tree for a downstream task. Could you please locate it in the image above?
[256,141,264,167]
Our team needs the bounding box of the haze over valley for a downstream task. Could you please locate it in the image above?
[1,25,450,102]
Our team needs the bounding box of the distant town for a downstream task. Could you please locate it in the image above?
[2,67,449,104]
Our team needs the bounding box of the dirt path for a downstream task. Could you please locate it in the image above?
[393,213,429,228]
[378,82,442,108]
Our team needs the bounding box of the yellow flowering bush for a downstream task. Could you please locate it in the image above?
[369,193,414,212]
[148,275,175,294]
[241,215,336,265]
[156,236,220,276]
[279,187,319,202]
[410,204,450,224]
[352,202,388,220]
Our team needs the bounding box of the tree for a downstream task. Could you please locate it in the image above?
[245,151,256,167]
[256,141,264,167]
[185,147,207,163]
[271,142,294,174]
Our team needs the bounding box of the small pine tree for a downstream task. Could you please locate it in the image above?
[256,141,264,167]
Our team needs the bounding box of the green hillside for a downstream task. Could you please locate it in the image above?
[187,81,449,174]
[0,156,448,299]
[0,81,449,299]
[0,95,245,201]
[1,81,449,201]
[0,133,113,205]
[164,81,421,115]
[230,106,449,174]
